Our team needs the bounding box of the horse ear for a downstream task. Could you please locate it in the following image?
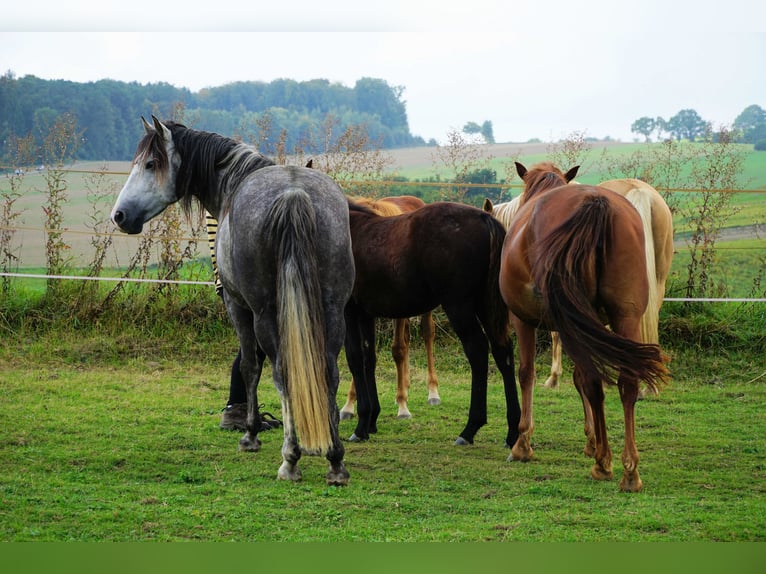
[515,162,527,179]
[482,198,494,213]
[305,159,313,169]
[565,165,580,182]
[151,115,172,142]
[141,116,153,134]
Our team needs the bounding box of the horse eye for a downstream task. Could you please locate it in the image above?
[145,159,155,170]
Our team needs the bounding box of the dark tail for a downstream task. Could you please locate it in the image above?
[265,188,331,454]
[482,212,512,343]
[533,195,667,391]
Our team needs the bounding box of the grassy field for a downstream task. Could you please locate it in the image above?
[0,319,764,542]
[1,140,764,543]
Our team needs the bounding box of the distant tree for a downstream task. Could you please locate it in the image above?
[480,120,495,144]
[654,117,668,141]
[667,109,708,141]
[631,116,656,142]
[462,120,495,144]
[462,121,481,135]
[733,104,766,144]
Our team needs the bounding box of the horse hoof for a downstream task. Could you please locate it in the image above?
[428,398,442,406]
[619,473,643,493]
[326,468,350,486]
[397,413,412,420]
[454,437,472,446]
[347,433,366,443]
[238,434,261,452]
[339,411,354,421]
[277,462,302,482]
[590,464,614,482]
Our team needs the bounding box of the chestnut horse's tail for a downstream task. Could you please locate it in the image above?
[533,195,667,392]
[266,188,331,454]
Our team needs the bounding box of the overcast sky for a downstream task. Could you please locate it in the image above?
[2,0,765,143]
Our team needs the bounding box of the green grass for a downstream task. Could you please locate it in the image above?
[1,325,764,541]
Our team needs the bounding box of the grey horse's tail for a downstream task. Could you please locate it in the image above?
[266,188,331,454]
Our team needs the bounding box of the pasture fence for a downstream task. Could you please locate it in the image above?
[1,166,764,304]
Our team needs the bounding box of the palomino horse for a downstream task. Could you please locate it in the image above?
[345,199,520,448]
[499,161,668,491]
[111,117,355,485]
[340,195,440,420]
[484,167,674,390]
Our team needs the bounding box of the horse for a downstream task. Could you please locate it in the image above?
[344,199,520,448]
[110,116,355,486]
[499,161,668,492]
[340,195,440,420]
[484,169,674,390]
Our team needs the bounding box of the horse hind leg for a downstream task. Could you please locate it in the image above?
[618,377,643,492]
[572,366,597,458]
[574,366,613,482]
[339,380,357,420]
[543,331,563,389]
[421,312,441,406]
[509,318,536,461]
[276,398,303,482]
[391,317,413,418]
[325,359,350,486]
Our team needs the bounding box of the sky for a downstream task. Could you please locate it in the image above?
[2,0,765,144]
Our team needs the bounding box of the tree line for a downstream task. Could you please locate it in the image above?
[630,105,766,146]
[0,72,427,163]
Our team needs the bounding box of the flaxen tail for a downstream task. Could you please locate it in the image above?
[533,195,667,392]
[266,188,331,454]
[624,188,660,344]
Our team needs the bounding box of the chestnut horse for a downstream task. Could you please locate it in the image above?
[345,199,520,448]
[499,161,668,491]
[484,169,674,390]
[340,195,440,420]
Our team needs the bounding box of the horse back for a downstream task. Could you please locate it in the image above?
[222,166,354,309]
[348,201,502,318]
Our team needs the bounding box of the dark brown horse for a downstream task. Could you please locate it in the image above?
[340,195,440,420]
[345,199,520,448]
[499,161,668,492]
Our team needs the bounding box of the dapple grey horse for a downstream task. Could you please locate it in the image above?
[111,116,355,485]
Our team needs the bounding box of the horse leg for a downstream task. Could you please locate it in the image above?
[443,304,489,445]
[226,302,265,453]
[484,323,519,450]
[576,365,613,482]
[276,391,303,482]
[391,317,413,418]
[613,317,645,492]
[618,375,642,492]
[572,366,597,458]
[344,304,381,442]
[339,379,357,420]
[421,311,441,406]
[509,318,536,461]
[239,345,266,452]
[324,356,350,486]
[543,331,563,389]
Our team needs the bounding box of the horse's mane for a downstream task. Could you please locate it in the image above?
[136,121,275,217]
[347,196,403,217]
[520,162,569,204]
[485,197,521,229]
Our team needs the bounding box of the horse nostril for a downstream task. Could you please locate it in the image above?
[112,210,125,225]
